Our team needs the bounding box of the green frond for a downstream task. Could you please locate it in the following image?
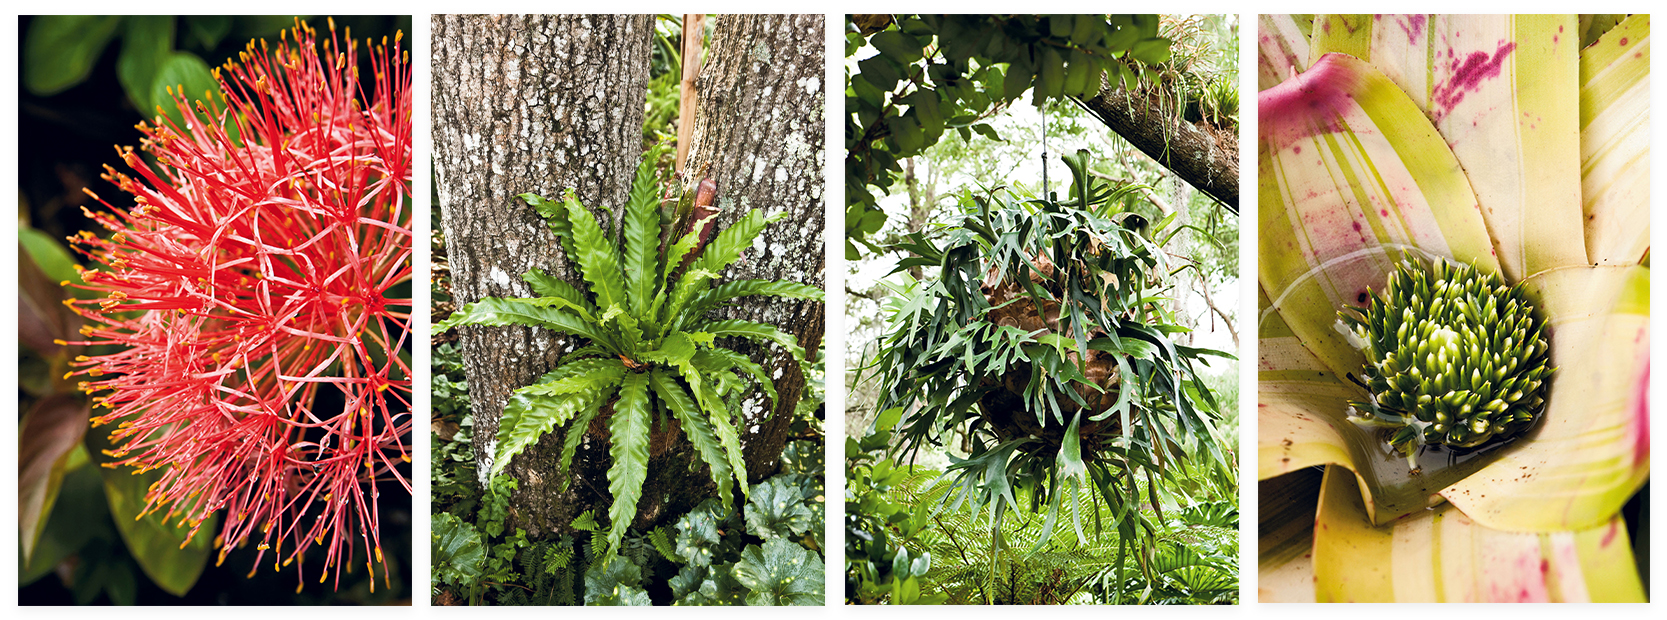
[522,267,598,319]
[682,368,750,498]
[435,296,611,349]
[660,213,717,284]
[560,190,628,313]
[639,331,697,367]
[690,209,786,279]
[701,318,807,363]
[494,375,620,477]
[677,279,824,331]
[605,371,653,558]
[662,209,783,323]
[516,357,627,397]
[661,267,718,328]
[649,369,735,506]
[692,348,778,406]
[623,145,666,318]
[608,304,646,353]
[517,192,578,260]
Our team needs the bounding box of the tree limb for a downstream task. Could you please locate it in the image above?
[1074,77,1239,213]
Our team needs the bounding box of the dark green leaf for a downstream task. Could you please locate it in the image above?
[856,55,901,92]
[430,512,485,586]
[743,477,813,540]
[20,454,106,586]
[887,115,924,153]
[149,51,219,131]
[183,15,231,50]
[1130,36,1172,65]
[1037,47,1066,101]
[584,555,652,605]
[1002,58,1031,101]
[117,16,175,116]
[869,31,923,64]
[1064,48,1093,97]
[24,16,123,96]
[604,372,652,557]
[97,461,215,596]
[733,538,824,605]
[1070,14,1103,46]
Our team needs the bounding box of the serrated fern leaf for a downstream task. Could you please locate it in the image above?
[683,368,750,498]
[435,297,608,346]
[560,190,627,313]
[624,146,665,318]
[701,318,806,363]
[693,348,777,406]
[604,371,653,558]
[517,193,577,260]
[494,376,619,477]
[639,331,697,367]
[661,210,780,323]
[646,526,677,563]
[691,209,785,278]
[650,369,734,506]
[660,213,717,285]
[677,279,824,332]
[662,267,718,329]
[522,268,597,319]
[516,357,626,397]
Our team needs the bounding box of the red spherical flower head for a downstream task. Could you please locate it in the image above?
[64,19,412,590]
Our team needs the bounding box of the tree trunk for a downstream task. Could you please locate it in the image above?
[1076,78,1239,213]
[434,14,825,539]
[679,13,826,489]
[432,14,654,537]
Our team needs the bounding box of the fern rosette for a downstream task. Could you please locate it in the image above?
[437,146,823,560]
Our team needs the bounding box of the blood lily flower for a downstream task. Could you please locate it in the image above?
[64,20,412,588]
[1257,15,1648,602]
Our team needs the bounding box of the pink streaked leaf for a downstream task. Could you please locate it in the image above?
[1311,15,1588,281]
[1312,465,1644,602]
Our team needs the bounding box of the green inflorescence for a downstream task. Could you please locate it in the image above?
[1339,258,1554,466]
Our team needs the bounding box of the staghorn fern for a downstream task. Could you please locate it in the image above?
[437,144,823,561]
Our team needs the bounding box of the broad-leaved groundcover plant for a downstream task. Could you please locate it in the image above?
[1257,14,1648,602]
[436,144,824,563]
[62,21,412,588]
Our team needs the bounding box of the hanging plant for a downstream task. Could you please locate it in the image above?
[436,144,823,561]
[868,149,1235,589]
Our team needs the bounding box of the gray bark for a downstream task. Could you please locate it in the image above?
[432,14,653,537]
[680,13,826,488]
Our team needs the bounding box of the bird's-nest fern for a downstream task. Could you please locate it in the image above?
[437,144,823,560]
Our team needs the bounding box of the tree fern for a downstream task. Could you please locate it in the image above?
[438,143,823,563]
